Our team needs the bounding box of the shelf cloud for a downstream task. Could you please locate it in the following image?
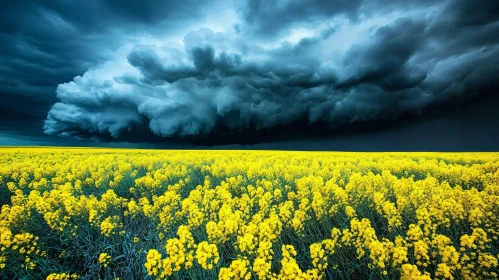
[2,0,498,147]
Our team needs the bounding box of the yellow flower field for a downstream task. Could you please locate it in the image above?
[0,148,498,279]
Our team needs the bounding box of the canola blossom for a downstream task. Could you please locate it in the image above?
[0,148,498,279]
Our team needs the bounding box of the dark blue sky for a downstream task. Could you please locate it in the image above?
[1,0,499,150]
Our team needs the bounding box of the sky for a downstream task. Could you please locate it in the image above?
[1,0,499,150]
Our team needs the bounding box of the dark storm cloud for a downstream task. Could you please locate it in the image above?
[127,46,199,84]
[338,19,427,91]
[241,0,363,36]
[43,0,499,145]
[447,0,499,26]
[0,0,216,138]
[240,0,442,37]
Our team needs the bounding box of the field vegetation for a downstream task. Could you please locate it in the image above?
[0,148,498,279]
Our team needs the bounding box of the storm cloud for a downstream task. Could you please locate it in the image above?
[1,0,498,147]
[40,0,499,145]
[0,0,227,141]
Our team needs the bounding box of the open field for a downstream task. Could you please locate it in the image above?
[0,148,498,279]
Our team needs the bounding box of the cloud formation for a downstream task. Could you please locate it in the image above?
[37,0,499,144]
[0,0,225,137]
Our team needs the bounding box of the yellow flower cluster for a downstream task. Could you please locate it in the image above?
[196,241,220,270]
[46,273,79,280]
[98,253,112,267]
[0,148,498,279]
[219,258,252,280]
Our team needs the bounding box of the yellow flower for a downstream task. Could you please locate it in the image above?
[144,249,163,277]
[345,206,356,218]
[219,259,251,280]
[46,273,79,280]
[400,264,431,280]
[310,243,327,271]
[98,253,111,267]
[195,241,219,270]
